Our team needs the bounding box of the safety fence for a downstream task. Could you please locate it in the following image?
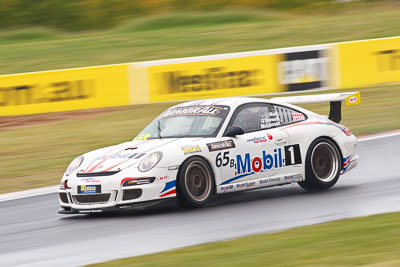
[1,36,399,116]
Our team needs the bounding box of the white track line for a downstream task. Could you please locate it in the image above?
[1,130,399,203]
[358,130,400,142]
[0,186,58,203]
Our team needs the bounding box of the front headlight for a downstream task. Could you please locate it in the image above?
[139,152,162,172]
[66,156,84,176]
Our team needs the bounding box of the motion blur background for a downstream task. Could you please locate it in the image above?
[1,0,399,192]
[0,1,400,266]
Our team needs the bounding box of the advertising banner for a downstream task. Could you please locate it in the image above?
[133,43,335,104]
[277,46,334,91]
[141,54,283,103]
[0,64,130,116]
[337,37,400,88]
[3,36,397,116]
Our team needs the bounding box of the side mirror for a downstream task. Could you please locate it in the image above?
[225,125,245,137]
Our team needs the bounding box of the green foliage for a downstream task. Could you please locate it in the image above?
[0,28,60,44]
[0,0,391,31]
[90,212,400,266]
[121,10,264,32]
[0,0,144,31]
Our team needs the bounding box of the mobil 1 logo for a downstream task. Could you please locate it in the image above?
[234,144,303,176]
[278,50,329,91]
[284,144,302,166]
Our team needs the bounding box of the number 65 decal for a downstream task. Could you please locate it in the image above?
[216,152,234,167]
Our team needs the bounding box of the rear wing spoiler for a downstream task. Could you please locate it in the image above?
[271,91,361,123]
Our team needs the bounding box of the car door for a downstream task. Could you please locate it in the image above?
[220,103,290,186]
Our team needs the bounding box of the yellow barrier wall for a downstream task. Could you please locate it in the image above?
[338,37,400,88]
[1,37,398,116]
[144,55,283,102]
[0,64,129,116]
[131,44,335,103]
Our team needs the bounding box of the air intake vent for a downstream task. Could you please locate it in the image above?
[73,194,111,204]
[59,192,69,204]
[77,171,120,177]
[122,189,142,201]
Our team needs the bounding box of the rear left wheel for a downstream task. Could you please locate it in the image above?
[177,157,214,208]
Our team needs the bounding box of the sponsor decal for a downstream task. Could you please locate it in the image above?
[162,106,222,118]
[259,177,281,184]
[261,112,281,128]
[292,174,303,182]
[219,173,303,192]
[283,174,303,182]
[158,175,169,181]
[207,139,235,151]
[79,178,101,183]
[291,113,305,121]
[345,92,361,106]
[220,185,234,192]
[221,144,302,185]
[374,49,400,72]
[158,68,262,94]
[235,148,284,176]
[181,145,201,155]
[78,185,100,194]
[278,50,329,91]
[347,96,357,104]
[94,152,145,161]
[159,180,176,197]
[246,133,273,144]
[0,79,94,107]
[122,177,154,186]
[236,181,256,189]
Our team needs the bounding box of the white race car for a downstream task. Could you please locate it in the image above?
[58,92,360,214]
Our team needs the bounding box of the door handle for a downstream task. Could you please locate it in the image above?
[275,137,288,145]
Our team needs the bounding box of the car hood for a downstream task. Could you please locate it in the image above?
[77,138,195,174]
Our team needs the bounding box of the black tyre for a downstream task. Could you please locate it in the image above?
[177,156,214,208]
[298,138,341,191]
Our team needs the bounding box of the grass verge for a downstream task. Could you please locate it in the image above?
[0,2,399,74]
[88,212,400,266]
[0,85,399,194]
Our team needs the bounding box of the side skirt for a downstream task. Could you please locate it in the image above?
[216,173,304,194]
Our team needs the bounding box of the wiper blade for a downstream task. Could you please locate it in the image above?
[157,120,162,139]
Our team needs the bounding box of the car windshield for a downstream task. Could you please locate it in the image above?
[135,105,230,140]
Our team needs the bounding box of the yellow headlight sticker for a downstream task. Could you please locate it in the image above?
[134,134,151,141]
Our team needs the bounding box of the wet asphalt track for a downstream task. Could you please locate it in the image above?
[1,134,400,267]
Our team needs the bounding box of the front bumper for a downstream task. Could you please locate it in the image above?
[58,199,168,214]
[58,167,178,214]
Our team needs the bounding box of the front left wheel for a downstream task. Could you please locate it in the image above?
[177,157,214,208]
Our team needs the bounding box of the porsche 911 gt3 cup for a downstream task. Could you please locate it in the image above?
[58,92,360,214]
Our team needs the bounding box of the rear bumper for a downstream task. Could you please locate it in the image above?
[341,154,358,174]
